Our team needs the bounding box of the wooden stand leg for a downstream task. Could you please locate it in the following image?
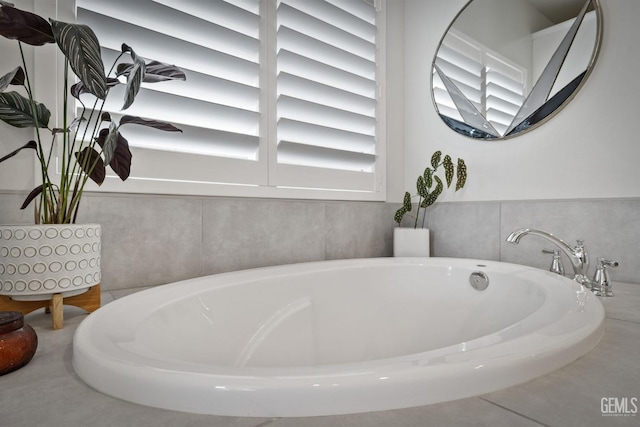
[45,306,51,314]
[51,293,63,330]
[0,284,101,330]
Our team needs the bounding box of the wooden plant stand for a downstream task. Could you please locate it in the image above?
[0,284,101,330]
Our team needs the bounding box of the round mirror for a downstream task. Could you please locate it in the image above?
[431,0,602,140]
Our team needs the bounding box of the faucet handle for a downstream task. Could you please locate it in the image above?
[598,258,619,268]
[542,249,564,275]
[591,258,619,297]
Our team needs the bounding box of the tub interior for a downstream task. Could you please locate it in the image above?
[133,264,546,367]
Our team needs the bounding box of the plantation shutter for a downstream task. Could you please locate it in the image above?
[274,0,380,191]
[433,32,483,123]
[75,0,264,185]
[484,55,525,136]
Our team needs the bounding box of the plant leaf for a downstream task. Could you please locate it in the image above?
[417,176,428,199]
[120,115,182,132]
[430,150,442,169]
[52,116,86,134]
[456,158,467,191]
[0,139,36,163]
[117,60,186,83]
[120,44,146,110]
[97,122,118,165]
[50,19,107,99]
[0,91,50,127]
[0,5,54,46]
[0,66,24,92]
[69,116,86,131]
[402,191,412,211]
[20,183,46,209]
[70,77,119,100]
[95,127,131,181]
[394,206,407,225]
[443,155,454,188]
[423,168,432,189]
[422,176,443,208]
[75,146,105,185]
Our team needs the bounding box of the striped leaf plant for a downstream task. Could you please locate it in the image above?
[0,2,186,224]
[394,150,468,228]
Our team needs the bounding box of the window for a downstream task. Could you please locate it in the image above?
[75,0,385,200]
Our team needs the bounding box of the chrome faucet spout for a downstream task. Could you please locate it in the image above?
[506,228,589,281]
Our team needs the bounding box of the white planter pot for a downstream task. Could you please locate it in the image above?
[0,224,101,299]
[393,228,430,257]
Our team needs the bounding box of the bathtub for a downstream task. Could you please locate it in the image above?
[73,257,604,417]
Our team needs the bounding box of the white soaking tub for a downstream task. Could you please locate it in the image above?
[73,258,604,417]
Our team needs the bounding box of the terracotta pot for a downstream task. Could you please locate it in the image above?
[0,311,38,376]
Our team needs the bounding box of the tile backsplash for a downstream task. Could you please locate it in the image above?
[1,192,638,289]
[0,192,397,290]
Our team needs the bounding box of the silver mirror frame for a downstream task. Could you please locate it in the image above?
[430,0,603,141]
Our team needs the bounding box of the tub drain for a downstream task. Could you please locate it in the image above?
[469,271,489,291]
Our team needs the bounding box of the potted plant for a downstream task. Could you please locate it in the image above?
[393,150,467,256]
[0,3,185,327]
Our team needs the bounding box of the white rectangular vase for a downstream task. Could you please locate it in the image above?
[393,228,430,257]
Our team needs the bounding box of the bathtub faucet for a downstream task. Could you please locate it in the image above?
[506,228,590,286]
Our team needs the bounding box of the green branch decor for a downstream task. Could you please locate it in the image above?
[0,3,186,224]
[394,150,468,228]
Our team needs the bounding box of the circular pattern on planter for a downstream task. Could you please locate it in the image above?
[60,228,74,239]
[44,228,58,239]
[33,263,47,274]
[39,246,53,257]
[23,246,37,258]
[58,278,71,289]
[17,263,30,275]
[28,229,43,240]
[49,262,63,273]
[43,279,57,290]
[28,280,42,291]
[55,245,68,256]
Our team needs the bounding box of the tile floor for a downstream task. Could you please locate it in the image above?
[1,283,639,427]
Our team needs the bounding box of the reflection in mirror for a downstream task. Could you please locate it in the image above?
[431,0,602,140]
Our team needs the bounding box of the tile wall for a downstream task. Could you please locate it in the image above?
[424,198,640,284]
[0,192,398,291]
[1,192,638,289]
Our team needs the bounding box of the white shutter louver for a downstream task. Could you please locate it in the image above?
[275,0,379,191]
[76,0,263,185]
[74,0,384,198]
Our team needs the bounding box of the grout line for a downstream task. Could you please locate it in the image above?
[605,315,640,326]
[498,201,503,261]
[480,397,551,427]
[200,198,205,277]
[323,202,328,261]
[252,419,278,427]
